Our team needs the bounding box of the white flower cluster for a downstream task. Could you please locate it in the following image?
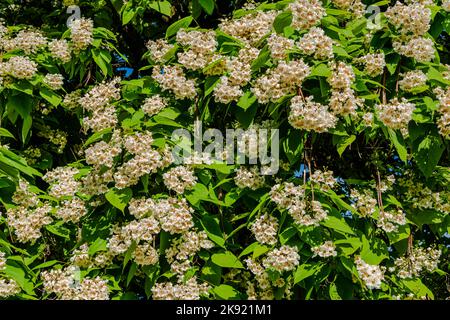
[297,27,334,60]
[163,165,197,194]
[350,189,377,217]
[289,0,326,30]
[48,39,72,63]
[41,267,109,300]
[0,278,20,298]
[331,0,365,16]
[141,94,167,116]
[79,77,121,132]
[393,37,435,63]
[7,180,54,243]
[43,166,80,198]
[267,33,295,60]
[176,29,217,70]
[328,61,362,116]
[146,39,175,63]
[0,252,6,271]
[443,0,450,11]
[385,2,431,36]
[262,245,300,272]
[234,166,265,190]
[328,61,355,89]
[377,208,406,233]
[270,182,328,226]
[0,30,47,54]
[375,97,415,129]
[165,230,214,263]
[354,53,385,77]
[6,204,53,243]
[70,244,113,269]
[219,10,277,46]
[252,60,311,104]
[55,197,87,223]
[309,170,336,191]
[434,87,450,138]
[122,196,194,240]
[251,214,279,245]
[400,178,450,213]
[213,76,243,104]
[69,18,94,51]
[152,65,197,100]
[152,278,210,300]
[355,256,385,290]
[12,179,39,208]
[0,56,38,79]
[394,247,441,279]
[288,96,337,132]
[84,131,122,168]
[43,73,64,90]
[398,70,427,92]
[114,131,171,189]
[311,241,337,258]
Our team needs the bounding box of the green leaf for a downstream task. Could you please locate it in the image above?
[335,237,362,256]
[123,241,137,268]
[283,129,305,164]
[329,283,342,300]
[273,10,292,34]
[39,87,62,107]
[83,128,113,147]
[408,209,445,227]
[148,1,173,16]
[45,224,70,239]
[122,2,137,25]
[211,252,244,269]
[31,260,59,270]
[294,263,324,284]
[4,263,34,295]
[237,91,257,110]
[336,135,356,157]
[7,93,33,120]
[92,49,112,76]
[200,215,226,248]
[22,114,32,143]
[126,262,137,286]
[166,16,193,38]
[321,216,355,235]
[251,46,270,71]
[427,67,450,85]
[360,235,388,265]
[0,148,41,177]
[402,278,434,299]
[0,128,16,139]
[413,134,444,178]
[238,242,259,258]
[198,0,215,15]
[385,54,400,75]
[213,284,240,300]
[204,76,220,96]
[309,64,331,77]
[88,238,108,255]
[387,128,407,163]
[8,81,33,95]
[105,187,133,212]
[279,226,297,244]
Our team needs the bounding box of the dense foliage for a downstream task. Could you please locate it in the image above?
[0,0,449,300]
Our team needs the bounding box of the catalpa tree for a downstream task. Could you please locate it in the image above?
[0,0,449,300]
